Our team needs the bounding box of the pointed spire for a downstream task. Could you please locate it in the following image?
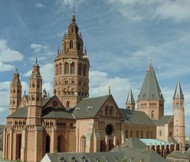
[126,88,135,104]
[173,81,184,99]
[138,63,164,101]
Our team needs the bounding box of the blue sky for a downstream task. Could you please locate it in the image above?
[0,0,190,135]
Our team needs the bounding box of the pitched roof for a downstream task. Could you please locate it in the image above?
[120,109,155,126]
[41,107,74,119]
[118,138,147,149]
[154,115,173,126]
[173,81,184,99]
[42,145,166,162]
[138,63,164,101]
[73,95,110,119]
[166,150,190,160]
[8,106,28,118]
[126,88,135,104]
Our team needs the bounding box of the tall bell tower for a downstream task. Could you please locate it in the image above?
[173,81,185,149]
[10,69,22,114]
[54,14,89,108]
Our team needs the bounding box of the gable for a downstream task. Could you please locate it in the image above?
[42,95,65,110]
[96,95,123,119]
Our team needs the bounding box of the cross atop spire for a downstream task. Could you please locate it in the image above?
[109,86,111,95]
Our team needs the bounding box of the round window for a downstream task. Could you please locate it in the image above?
[52,101,58,107]
[105,124,113,135]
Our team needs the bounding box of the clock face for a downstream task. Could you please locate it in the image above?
[67,58,73,64]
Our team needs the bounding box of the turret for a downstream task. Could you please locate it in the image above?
[9,69,22,114]
[126,89,135,110]
[173,81,185,149]
[27,58,42,125]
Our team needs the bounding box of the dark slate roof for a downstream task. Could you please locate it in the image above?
[126,88,135,104]
[166,150,190,160]
[42,97,53,107]
[154,115,173,126]
[120,109,155,126]
[42,145,166,162]
[73,95,110,119]
[41,107,74,119]
[138,63,164,101]
[113,138,147,150]
[7,97,53,118]
[8,106,28,118]
[173,81,184,99]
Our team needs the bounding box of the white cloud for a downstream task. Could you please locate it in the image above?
[55,0,86,9]
[0,39,23,62]
[23,63,54,83]
[107,0,190,22]
[90,70,133,107]
[0,62,14,72]
[0,39,23,72]
[155,0,190,22]
[30,43,48,53]
[40,63,54,82]
[35,2,45,8]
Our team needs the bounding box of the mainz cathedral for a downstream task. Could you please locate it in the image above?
[3,13,185,162]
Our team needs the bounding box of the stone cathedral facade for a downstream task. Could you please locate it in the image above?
[3,14,185,162]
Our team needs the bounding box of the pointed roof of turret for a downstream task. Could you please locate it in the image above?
[126,88,135,104]
[173,81,184,99]
[138,63,164,101]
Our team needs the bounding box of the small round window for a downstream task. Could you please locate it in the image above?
[105,124,113,135]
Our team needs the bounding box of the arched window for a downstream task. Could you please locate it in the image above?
[56,64,58,75]
[105,106,109,115]
[130,130,133,137]
[136,130,139,137]
[80,136,86,152]
[59,63,62,75]
[16,134,22,159]
[110,106,113,115]
[66,101,70,108]
[151,111,154,119]
[78,63,82,75]
[45,135,50,153]
[57,135,64,152]
[141,130,143,138]
[70,40,73,49]
[70,63,75,74]
[83,64,87,76]
[64,63,69,74]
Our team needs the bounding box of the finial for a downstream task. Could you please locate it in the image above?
[73,0,76,16]
[36,57,38,64]
[14,68,19,74]
[57,46,59,54]
[84,46,87,54]
[148,54,152,65]
[109,86,111,95]
[72,0,76,22]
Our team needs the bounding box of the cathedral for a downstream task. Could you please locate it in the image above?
[3,14,185,162]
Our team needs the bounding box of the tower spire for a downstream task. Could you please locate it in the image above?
[126,88,135,110]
